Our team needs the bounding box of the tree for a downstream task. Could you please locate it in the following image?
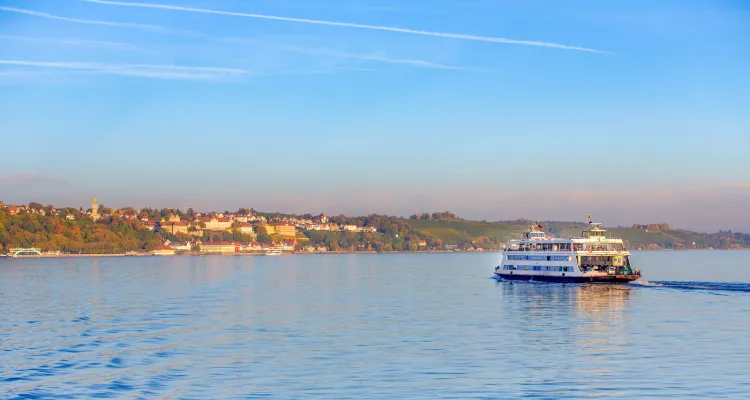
[257,232,272,243]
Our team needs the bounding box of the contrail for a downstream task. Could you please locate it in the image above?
[0,60,251,80]
[83,0,614,54]
[0,35,141,50]
[0,6,165,31]
[0,6,205,38]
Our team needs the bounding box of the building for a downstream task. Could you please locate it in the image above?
[273,223,296,237]
[143,221,157,231]
[91,198,99,220]
[200,217,232,231]
[201,242,240,253]
[261,242,284,251]
[237,222,256,235]
[260,224,275,235]
[240,242,262,252]
[160,221,190,235]
[6,205,20,215]
[170,242,192,251]
[342,225,359,232]
[281,238,298,251]
[153,246,175,256]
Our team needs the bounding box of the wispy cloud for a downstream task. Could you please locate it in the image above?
[83,0,614,54]
[0,6,167,31]
[220,38,477,71]
[0,35,141,50]
[0,60,251,80]
[280,46,478,71]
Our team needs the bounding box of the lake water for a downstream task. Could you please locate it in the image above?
[2,251,750,399]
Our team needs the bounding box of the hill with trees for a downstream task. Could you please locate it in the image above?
[1,202,747,253]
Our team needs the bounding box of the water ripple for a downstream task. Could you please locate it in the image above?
[2,253,750,398]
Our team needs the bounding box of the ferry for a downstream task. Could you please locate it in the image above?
[7,248,43,258]
[494,217,641,283]
[265,247,283,256]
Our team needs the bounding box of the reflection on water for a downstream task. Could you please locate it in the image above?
[2,253,750,398]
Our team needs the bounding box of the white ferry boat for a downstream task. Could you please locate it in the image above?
[265,247,283,256]
[7,248,43,258]
[495,218,641,283]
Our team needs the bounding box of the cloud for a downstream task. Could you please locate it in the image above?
[0,60,251,80]
[0,6,167,31]
[0,6,206,38]
[279,46,479,71]
[83,0,614,54]
[0,35,141,50]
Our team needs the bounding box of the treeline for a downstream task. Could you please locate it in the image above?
[408,211,463,221]
[0,209,162,253]
[0,206,452,253]
[303,215,442,251]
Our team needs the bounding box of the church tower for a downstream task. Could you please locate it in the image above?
[92,198,99,220]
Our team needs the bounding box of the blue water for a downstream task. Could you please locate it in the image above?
[1,251,750,399]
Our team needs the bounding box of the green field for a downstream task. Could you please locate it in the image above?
[405,219,720,248]
[404,220,529,244]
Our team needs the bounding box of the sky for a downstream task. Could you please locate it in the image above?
[0,0,748,232]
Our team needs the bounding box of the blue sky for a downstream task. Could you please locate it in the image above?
[0,0,748,231]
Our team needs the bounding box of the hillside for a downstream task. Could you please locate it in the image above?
[403,219,528,248]
[404,219,748,249]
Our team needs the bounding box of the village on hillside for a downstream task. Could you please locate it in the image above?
[1,199,748,257]
[0,199,436,256]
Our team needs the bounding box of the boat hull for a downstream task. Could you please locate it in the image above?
[495,273,640,283]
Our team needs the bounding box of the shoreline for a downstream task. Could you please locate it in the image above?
[2,248,745,259]
[2,250,498,259]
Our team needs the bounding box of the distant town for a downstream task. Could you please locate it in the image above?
[1,198,748,257]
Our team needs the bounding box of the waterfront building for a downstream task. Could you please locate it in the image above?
[201,242,240,253]
[153,246,175,256]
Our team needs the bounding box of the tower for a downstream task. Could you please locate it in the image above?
[92,198,99,220]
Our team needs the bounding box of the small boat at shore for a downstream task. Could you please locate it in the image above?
[6,248,43,258]
[494,217,641,283]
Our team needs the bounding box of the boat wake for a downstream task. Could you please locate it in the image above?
[632,280,750,293]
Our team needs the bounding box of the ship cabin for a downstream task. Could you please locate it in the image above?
[573,224,635,275]
[504,227,574,252]
[580,223,607,240]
